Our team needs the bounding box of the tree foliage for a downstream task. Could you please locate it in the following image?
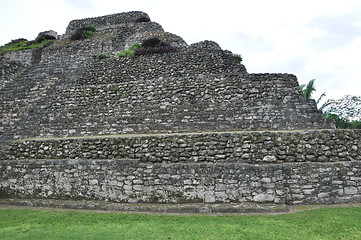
[70,26,96,41]
[300,80,361,129]
[300,79,316,100]
[300,79,326,106]
[323,95,361,129]
[324,113,361,129]
[322,95,361,121]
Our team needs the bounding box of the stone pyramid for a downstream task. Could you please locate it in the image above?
[0,11,360,212]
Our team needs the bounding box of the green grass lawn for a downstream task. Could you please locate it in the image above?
[0,207,360,240]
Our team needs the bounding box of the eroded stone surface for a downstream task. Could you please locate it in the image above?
[0,11,359,208]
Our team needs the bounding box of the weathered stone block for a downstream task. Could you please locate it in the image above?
[253,194,275,203]
[345,187,358,195]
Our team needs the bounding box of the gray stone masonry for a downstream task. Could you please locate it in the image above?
[6,130,359,164]
[65,11,151,36]
[1,130,360,204]
[1,11,359,209]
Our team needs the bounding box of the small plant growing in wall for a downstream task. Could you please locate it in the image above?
[141,38,162,48]
[233,54,243,63]
[95,53,109,60]
[135,37,177,55]
[117,43,142,58]
[34,34,56,43]
[26,35,56,46]
[117,37,177,58]
[135,16,150,23]
[70,25,96,40]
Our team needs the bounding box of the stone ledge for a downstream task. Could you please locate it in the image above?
[1,199,361,215]
[20,128,338,141]
[0,198,289,214]
[5,129,360,164]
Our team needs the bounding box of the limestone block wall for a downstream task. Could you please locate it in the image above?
[0,32,118,142]
[1,159,360,205]
[0,41,91,155]
[0,60,29,90]
[12,73,331,139]
[0,38,99,139]
[0,10,332,144]
[50,22,165,61]
[110,22,165,51]
[77,44,245,85]
[0,50,34,64]
[1,11,349,208]
[125,31,188,49]
[1,130,360,204]
[65,11,151,36]
[0,37,249,155]
[63,10,183,53]
[4,130,361,163]
[0,63,57,160]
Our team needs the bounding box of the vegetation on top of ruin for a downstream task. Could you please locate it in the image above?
[117,37,177,58]
[0,38,55,53]
[117,43,142,58]
[232,53,243,63]
[135,16,151,23]
[95,53,109,60]
[70,25,96,41]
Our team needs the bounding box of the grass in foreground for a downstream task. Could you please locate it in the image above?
[0,207,360,240]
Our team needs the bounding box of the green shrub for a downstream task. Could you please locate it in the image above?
[324,113,361,129]
[233,54,243,63]
[135,37,177,55]
[141,37,162,48]
[35,34,56,43]
[118,38,177,58]
[70,25,96,40]
[0,38,55,52]
[117,43,142,58]
[85,25,96,32]
[95,53,109,60]
[135,16,150,23]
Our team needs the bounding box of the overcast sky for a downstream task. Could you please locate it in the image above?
[1,0,360,104]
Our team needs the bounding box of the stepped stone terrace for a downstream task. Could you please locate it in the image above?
[0,11,360,213]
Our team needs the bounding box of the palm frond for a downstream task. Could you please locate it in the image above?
[316,92,326,105]
[303,79,316,99]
